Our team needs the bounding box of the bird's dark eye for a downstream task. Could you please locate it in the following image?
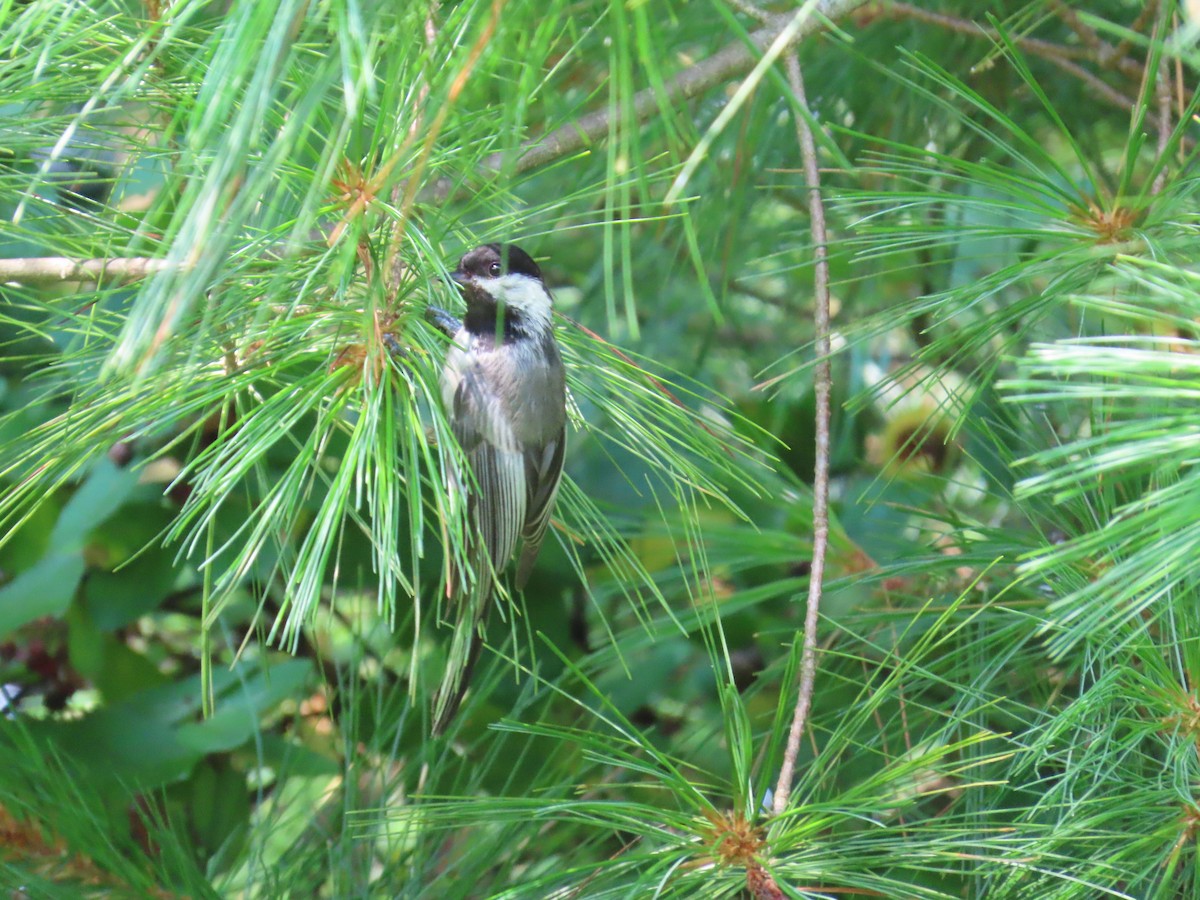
[488,262,501,277]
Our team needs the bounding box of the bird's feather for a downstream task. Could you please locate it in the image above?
[516,430,565,588]
[433,357,528,733]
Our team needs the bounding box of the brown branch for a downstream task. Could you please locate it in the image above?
[889,2,1085,61]
[1050,0,1152,78]
[887,1,1137,112]
[727,0,773,24]
[773,50,833,817]
[1048,1,1107,58]
[433,0,870,197]
[1109,1,1160,73]
[0,256,173,286]
[1037,52,1137,111]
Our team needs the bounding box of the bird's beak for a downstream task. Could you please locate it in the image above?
[450,270,469,287]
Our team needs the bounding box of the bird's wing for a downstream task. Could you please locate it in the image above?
[433,365,527,734]
[450,366,527,589]
[515,427,566,589]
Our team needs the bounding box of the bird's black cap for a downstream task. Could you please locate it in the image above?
[454,243,542,281]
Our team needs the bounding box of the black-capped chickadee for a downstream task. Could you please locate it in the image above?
[431,243,566,733]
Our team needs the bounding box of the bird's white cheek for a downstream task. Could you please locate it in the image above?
[491,275,553,329]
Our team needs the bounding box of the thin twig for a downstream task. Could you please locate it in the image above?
[0,256,173,285]
[1108,1,1160,72]
[1050,0,1153,78]
[386,3,440,295]
[1048,0,1107,58]
[890,1,1084,61]
[772,51,832,817]
[399,0,503,223]
[1036,52,1137,111]
[1152,10,1171,195]
[1174,12,1186,170]
[887,1,1137,111]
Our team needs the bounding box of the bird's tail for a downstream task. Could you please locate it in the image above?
[431,578,492,736]
[431,625,486,736]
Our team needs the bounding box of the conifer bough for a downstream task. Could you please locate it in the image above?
[0,0,869,286]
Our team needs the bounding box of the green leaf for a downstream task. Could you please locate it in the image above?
[86,545,186,630]
[0,550,85,636]
[182,760,251,868]
[50,458,141,551]
[23,702,199,790]
[176,659,311,754]
[257,733,340,778]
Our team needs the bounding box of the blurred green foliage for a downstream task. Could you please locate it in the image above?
[1,0,1199,897]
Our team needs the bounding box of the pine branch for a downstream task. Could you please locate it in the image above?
[772,50,832,818]
[0,0,869,286]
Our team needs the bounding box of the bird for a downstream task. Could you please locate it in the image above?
[432,243,567,733]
